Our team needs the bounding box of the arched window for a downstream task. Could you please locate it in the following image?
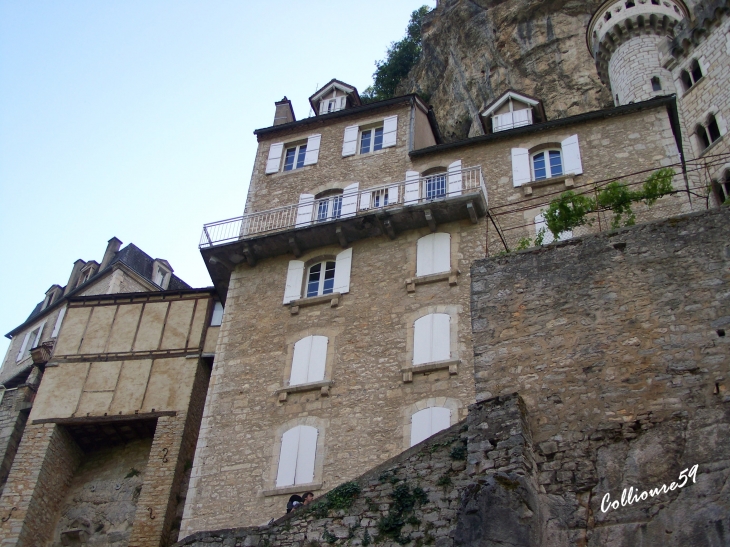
[306,261,336,297]
[410,407,451,446]
[276,425,318,487]
[681,60,703,91]
[696,124,711,150]
[416,233,451,277]
[680,70,693,91]
[707,114,722,143]
[696,114,724,152]
[314,189,343,222]
[722,170,730,204]
[651,77,662,91]
[290,335,328,385]
[413,313,450,365]
[690,59,703,84]
[532,149,563,180]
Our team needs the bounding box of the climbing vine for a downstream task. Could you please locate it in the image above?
[311,481,362,518]
[376,483,429,544]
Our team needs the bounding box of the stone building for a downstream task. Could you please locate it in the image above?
[0,240,222,547]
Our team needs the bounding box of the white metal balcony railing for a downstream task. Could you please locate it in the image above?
[200,166,486,248]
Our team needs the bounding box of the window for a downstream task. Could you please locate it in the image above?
[425,173,446,199]
[51,306,67,337]
[210,301,224,326]
[283,249,352,304]
[532,150,563,181]
[290,335,328,385]
[718,170,730,203]
[276,425,318,487]
[651,77,662,91]
[512,135,582,187]
[360,127,383,154]
[265,135,321,174]
[413,313,451,365]
[314,191,343,223]
[16,322,45,362]
[680,59,703,91]
[284,144,307,171]
[416,233,451,277]
[410,407,451,446]
[306,261,336,297]
[696,114,724,152]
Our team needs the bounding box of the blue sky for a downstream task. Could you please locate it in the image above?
[0,0,434,360]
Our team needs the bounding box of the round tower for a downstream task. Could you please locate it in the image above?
[588,0,689,106]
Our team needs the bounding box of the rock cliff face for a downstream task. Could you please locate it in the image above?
[400,0,615,141]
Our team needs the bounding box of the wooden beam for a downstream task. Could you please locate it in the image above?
[466,201,478,224]
[335,225,348,248]
[383,219,396,240]
[288,237,301,258]
[424,209,436,232]
[242,244,257,267]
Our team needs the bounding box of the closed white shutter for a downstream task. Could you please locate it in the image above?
[319,101,328,115]
[382,115,398,148]
[210,302,224,326]
[16,332,32,362]
[307,336,328,382]
[340,183,359,217]
[290,337,312,385]
[388,185,400,205]
[333,248,352,294]
[513,108,532,127]
[276,428,300,487]
[431,407,452,436]
[493,112,513,132]
[431,313,450,362]
[51,306,67,337]
[410,408,432,446]
[534,213,554,245]
[359,189,372,210]
[448,160,463,196]
[404,170,420,204]
[295,426,318,485]
[303,134,321,166]
[337,96,347,111]
[413,315,433,365]
[561,135,583,175]
[511,148,531,186]
[416,233,451,277]
[283,260,305,304]
[342,126,359,157]
[266,143,284,174]
[416,235,434,277]
[295,194,315,228]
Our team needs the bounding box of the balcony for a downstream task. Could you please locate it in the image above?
[200,166,487,297]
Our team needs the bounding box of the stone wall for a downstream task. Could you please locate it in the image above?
[609,35,677,106]
[0,387,31,496]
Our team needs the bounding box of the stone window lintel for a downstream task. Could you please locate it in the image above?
[406,270,460,293]
[276,380,333,401]
[402,359,460,383]
[287,292,342,315]
[522,175,576,196]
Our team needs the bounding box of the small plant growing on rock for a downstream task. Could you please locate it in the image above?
[436,474,452,488]
[449,444,466,460]
[376,483,429,544]
[311,481,362,518]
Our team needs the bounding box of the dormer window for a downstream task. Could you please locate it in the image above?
[76,262,99,287]
[480,90,545,134]
[151,259,172,289]
[42,285,63,310]
[308,79,362,117]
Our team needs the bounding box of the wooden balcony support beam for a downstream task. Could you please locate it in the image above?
[288,237,301,258]
[424,209,436,232]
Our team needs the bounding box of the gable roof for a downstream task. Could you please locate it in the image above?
[480,90,543,118]
[308,79,362,114]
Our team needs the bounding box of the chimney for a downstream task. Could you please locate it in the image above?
[100,237,123,270]
[273,97,295,126]
[63,259,86,296]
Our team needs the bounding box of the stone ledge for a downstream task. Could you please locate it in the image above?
[406,270,459,292]
[276,380,333,402]
[402,359,460,382]
[521,175,576,196]
[261,483,323,497]
[287,292,342,315]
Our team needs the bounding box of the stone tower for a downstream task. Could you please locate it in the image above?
[588,0,689,105]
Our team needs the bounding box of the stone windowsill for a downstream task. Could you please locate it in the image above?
[406,270,459,292]
[276,380,333,402]
[402,359,460,383]
[267,164,314,178]
[262,483,323,497]
[287,292,342,315]
[344,147,391,161]
[699,133,726,158]
[680,75,706,100]
[521,175,577,196]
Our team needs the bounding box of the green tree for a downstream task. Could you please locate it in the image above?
[361,6,430,103]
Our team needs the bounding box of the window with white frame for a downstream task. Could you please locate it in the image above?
[210,301,224,326]
[360,126,383,154]
[413,313,451,366]
[283,249,352,304]
[16,322,45,362]
[410,407,451,446]
[265,135,321,174]
[511,135,583,187]
[416,233,451,277]
[532,149,563,181]
[341,115,398,157]
[315,190,343,223]
[425,172,447,199]
[289,335,328,386]
[276,425,318,487]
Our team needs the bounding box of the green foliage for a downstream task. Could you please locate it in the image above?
[362,529,372,546]
[377,484,429,544]
[311,481,361,517]
[449,444,467,460]
[436,474,452,487]
[596,181,635,228]
[322,526,338,544]
[641,168,674,206]
[361,6,431,103]
[543,191,596,238]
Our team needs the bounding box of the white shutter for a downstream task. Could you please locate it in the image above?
[387,185,399,205]
[295,426,318,485]
[535,213,554,245]
[266,143,284,174]
[290,337,312,385]
[411,408,432,446]
[359,189,372,210]
[511,148,531,186]
[561,135,583,175]
[337,96,347,111]
[560,229,573,241]
[307,336,328,382]
[342,125,359,157]
[16,332,32,362]
[493,112,513,132]
[51,306,67,337]
[432,233,451,274]
[340,183,359,217]
[413,315,432,365]
[333,248,352,294]
[382,115,398,148]
[276,428,300,487]
[416,235,435,277]
[319,101,328,115]
[513,108,532,127]
[210,302,224,326]
[448,160,463,196]
[303,134,321,166]
[404,170,420,204]
[431,407,452,436]
[283,260,305,304]
[431,313,451,362]
[295,194,315,228]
